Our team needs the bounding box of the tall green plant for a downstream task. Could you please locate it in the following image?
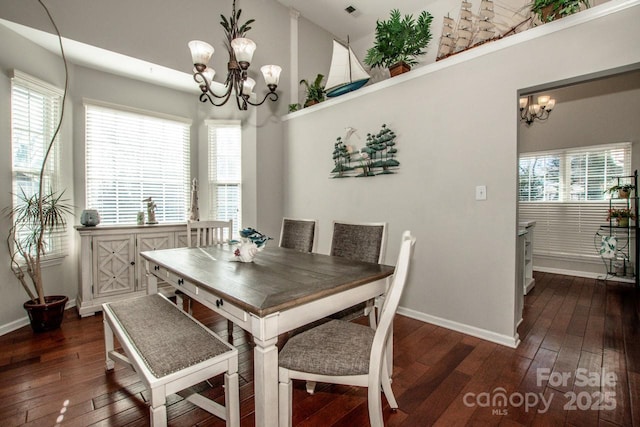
[364,9,434,69]
[5,0,70,304]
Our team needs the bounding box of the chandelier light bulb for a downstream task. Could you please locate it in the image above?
[261,65,282,86]
[231,38,257,65]
[188,40,214,70]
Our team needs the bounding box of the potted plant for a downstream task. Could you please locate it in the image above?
[364,9,434,77]
[4,2,72,333]
[530,0,590,22]
[607,208,635,227]
[300,74,325,107]
[605,184,635,199]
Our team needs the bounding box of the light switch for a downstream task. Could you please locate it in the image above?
[476,185,487,201]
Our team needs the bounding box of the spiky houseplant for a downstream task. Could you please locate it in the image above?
[300,74,325,107]
[5,1,71,331]
[364,9,434,73]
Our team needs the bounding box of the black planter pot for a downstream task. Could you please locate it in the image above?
[23,295,69,333]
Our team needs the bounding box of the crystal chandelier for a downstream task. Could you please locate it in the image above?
[519,94,556,125]
[188,0,282,110]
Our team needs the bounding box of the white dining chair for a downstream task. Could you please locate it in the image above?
[279,217,318,253]
[330,221,387,326]
[187,219,233,247]
[178,220,233,340]
[278,231,416,427]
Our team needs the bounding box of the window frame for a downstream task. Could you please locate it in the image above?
[206,119,242,238]
[518,142,632,262]
[10,70,66,260]
[84,100,191,225]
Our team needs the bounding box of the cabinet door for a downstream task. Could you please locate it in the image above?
[137,232,175,289]
[93,234,136,298]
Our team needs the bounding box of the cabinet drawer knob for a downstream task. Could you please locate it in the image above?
[154,265,160,271]
[177,278,184,285]
[216,298,223,307]
[130,261,135,266]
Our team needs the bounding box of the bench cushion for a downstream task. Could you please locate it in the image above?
[107,294,230,378]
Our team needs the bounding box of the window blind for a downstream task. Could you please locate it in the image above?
[519,142,632,260]
[207,120,241,237]
[85,103,190,224]
[11,71,67,257]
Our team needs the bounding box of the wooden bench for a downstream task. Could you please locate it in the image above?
[103,293,239,427]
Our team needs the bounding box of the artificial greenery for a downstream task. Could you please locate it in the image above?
[530,0,590,22]
[607,208,635,220]
[364,9,434,69]
[220,2,254,50]
[605,183,635,195]
[288,103,301,113]
[300,74,325,107]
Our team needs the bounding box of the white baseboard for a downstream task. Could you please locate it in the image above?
[533,266,634,283]
[0,298,77,336]
[397,306,520,348]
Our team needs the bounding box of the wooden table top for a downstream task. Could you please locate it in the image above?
[141,245,394,317]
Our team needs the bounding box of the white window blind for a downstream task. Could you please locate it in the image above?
[11,71,67,257]
[85,103,190,224]
[207,120,241,237]
[519,142,632,260]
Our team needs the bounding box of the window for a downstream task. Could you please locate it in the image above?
[85,102,190,224]
[11,71,66,257]
[207,120,241,237]
[519,142,631,260]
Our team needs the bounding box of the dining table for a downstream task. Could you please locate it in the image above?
[140,244,394,427]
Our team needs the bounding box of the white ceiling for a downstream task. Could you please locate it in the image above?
[275,0,439,42]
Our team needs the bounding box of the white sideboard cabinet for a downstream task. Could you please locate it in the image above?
[519,221,536,294]
[76,223,190,316]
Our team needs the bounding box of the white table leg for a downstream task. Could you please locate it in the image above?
[253,335,279,427]
[146,261,158,295]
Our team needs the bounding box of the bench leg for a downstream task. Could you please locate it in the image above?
[150,386,168,427]
[225,372,240,427]
[103,318,115,371]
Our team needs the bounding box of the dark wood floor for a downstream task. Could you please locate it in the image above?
[1,272,639,426]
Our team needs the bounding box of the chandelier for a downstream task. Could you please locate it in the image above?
[519,94,556,125]
[188,0,282,110]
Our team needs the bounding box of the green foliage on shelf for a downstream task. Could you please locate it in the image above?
[364,9,434,69]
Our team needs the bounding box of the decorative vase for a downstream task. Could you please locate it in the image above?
[23,295,69,333]
[389,61,411,77]
[231,241,260,263]
[80,209,100,226]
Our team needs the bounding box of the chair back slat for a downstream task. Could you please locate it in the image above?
[187,220,233,247]
[330,221,387,264]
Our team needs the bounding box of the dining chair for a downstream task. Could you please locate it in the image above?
[279,217,318,253]
[329,221,387,325]
[278,231,416,427]
[178,220,234,340]
[187,219,233,247]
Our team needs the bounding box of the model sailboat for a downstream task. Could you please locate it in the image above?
[437,0,498,60]
[325,39,370,98]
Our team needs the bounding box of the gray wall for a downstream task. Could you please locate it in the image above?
[282,3,640,345]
